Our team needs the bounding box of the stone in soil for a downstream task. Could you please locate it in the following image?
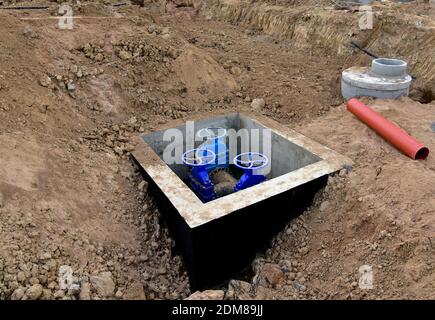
[11,288,26,300]
[39,75,52,88]
[251,98,265,111]
[90,272,116,298]
[138,180,149,192]
[186,290,225,300]
[26,284,43,300]
[260,263,284,287]
[226,280,275,300]
[79,282,91,300]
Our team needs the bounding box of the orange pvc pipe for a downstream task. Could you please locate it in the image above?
[347,98,429,160]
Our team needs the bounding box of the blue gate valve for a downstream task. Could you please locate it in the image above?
[197,127,229,172]
[234,152,269,191]
[182,148,217,202]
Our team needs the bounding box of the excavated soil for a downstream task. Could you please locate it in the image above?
[0,0,433,300]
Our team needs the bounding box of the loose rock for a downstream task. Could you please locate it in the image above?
[299,247,309,256]
[90,272,115,298]
[53,290,65,299]
[319,201,330,212]
[138,180,149,192]
[118,50,132,61]
[123,281,145,300]
[226,280,274,300]
[26,284,43,300]
[186,290,225,300]
[251,98,265,111]
[23,26,36,38]
[11,288,25,300]
[39,75,52,88]
[79,282,91,300]
[66,82,76,92]
[261,263,284,287]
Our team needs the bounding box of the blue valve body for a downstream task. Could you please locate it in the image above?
[234,169,267,192]
[188,166,216,202]
[183,140,268,202]
[185,137,228,202]
[201,138,229,173]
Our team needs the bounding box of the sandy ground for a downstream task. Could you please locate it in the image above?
[0,0,433,300]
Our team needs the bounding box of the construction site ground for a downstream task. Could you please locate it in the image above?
[0,0,434,300]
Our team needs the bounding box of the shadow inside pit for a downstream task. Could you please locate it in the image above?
[410,86,434,104]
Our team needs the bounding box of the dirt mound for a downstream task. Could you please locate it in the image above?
[174,46,239,99]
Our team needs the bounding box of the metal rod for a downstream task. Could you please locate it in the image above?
[350,41,378,59]
[0,6,49,10]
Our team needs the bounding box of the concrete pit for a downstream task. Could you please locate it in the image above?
[132,113,351,290]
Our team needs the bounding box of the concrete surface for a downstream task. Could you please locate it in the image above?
[341,58,412,100]
[133,113,352,228]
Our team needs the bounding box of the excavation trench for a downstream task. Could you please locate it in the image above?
[188,0,434,81]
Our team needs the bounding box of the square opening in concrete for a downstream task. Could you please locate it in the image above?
[132,113,352,290]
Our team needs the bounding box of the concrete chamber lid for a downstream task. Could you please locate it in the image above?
[341,58,413,100]
[342,65,412,91]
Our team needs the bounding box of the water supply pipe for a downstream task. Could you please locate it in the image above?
[347,99,429,160]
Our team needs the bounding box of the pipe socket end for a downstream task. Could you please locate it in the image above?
[372,58,408,77]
